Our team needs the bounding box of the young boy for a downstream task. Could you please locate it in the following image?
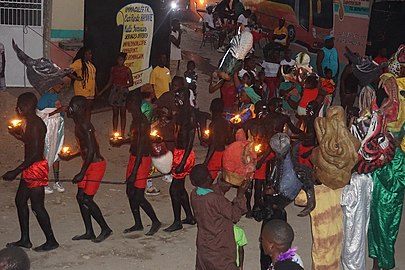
[260,219,304,270]
[3,92,59,251]
[64,96,112,243]
[184,60,198,107]
[190,164,249,270]
[117,91,161,235]
[36,83,66,194]
[150,54,171,99]
[204,98,233,180]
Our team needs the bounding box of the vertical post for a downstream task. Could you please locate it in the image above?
[43,0,52,58]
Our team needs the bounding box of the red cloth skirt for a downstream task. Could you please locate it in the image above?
[126,155,152,189]
[78,160,106,196]
[298,144,314,169]
[22,160,49,189]
[207,151,224,179]
[171,148,195,179]
[254,152,275,180]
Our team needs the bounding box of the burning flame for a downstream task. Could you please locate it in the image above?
[62,146,70,154]
[255,144,262,153]
[150,130,158,137]
[204,129,210,136]
[111,132,123,140]
[9,119,22,128]
[231,115,241,124]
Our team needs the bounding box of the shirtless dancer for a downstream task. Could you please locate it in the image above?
[164,87,196,232]
[203,98,233,180]
[64,96,112,242]
[117,91,161,236]
[3,92,59,251]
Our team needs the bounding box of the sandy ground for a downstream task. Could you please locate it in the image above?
[1,23,404,270]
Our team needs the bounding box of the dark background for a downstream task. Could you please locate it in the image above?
[366,1,405,57]
[84,0,172,91]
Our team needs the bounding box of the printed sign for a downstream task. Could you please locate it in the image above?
[116,3,154,89]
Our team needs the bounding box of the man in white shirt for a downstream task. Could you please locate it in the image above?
[0,42,6,91]
[237,9,251,32]
[280,49,295,68]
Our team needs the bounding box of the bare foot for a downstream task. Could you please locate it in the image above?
[72,233,96,241]
[92,229,113,243]
[33,241,59,252]
[145,221,161,236]
[163,221,183,232]
[123,224,144,234]
[181,217,196,225]
[6,240,32,249]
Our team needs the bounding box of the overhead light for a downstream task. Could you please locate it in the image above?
[171,1,178,9]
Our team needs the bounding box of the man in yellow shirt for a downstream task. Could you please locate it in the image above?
[69,47,97,99]
[150,54,171,99]
[273,18,288,47]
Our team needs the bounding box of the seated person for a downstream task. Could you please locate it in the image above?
[203,6,227,52]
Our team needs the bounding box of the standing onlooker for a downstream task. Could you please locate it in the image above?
[140,83,154,123]
[36,83,66,194]
[170,19,182,75]
[190,164,248,270]
[340,59,359,109]
[260,220,304,270]
[150,54,171,99]
[100,52,133,136]
[233,0,246,22]
[273,18,288,48]
[316,36,339,80]
[280,48,295,69]
[261,50,281,100]
[209,73,237,113]
[0,42,6,91]
[69,47,97,118]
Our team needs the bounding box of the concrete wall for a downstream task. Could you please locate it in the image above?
[51,0,84,39]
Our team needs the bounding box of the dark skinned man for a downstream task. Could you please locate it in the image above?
[3,92,59,252]
[203,98,233,180]
[64,95,112,243]
[164,87,196,232]
[113,91,161,236]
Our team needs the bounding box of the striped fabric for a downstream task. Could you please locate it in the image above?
[310,185,343,270]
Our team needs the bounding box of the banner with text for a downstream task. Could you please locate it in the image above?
[116,3,154,89]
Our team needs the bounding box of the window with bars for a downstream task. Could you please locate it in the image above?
[0,0,42,26]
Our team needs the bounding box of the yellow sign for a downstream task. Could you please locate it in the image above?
[116,4,154,89]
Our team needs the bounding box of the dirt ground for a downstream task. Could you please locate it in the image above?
[1,24,404,270]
